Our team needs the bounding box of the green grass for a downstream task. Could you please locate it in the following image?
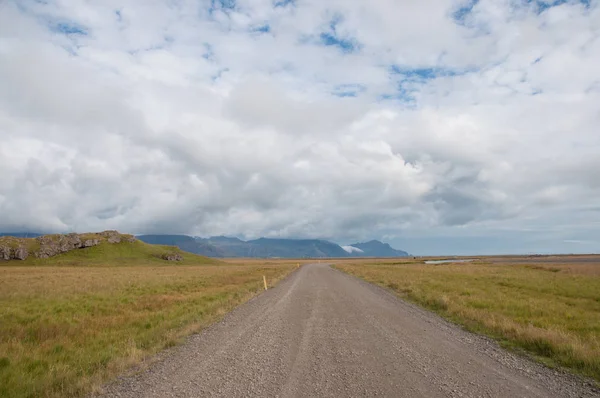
[29,240,215,266]
[0,243,295,398]
[336,260,600,382]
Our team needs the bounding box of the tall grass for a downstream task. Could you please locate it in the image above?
[0,257,294,397]
[336,260,600,382]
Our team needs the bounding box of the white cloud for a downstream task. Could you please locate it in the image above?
[0,0,599,254]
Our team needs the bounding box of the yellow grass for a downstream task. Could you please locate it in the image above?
[336,259,600,382]
[0,261,295,398]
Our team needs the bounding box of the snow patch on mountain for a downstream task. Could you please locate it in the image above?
[341,245,364,254]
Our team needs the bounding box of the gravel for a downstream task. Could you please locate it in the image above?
[96,263,599,398]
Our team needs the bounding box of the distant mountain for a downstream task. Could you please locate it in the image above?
[345,240,409,257]
[206,236,245,243]
[197,236,254,257]
[246,238,349,258]
[137,235,408,258]
[137,235,227,257]
[0,232,43,238]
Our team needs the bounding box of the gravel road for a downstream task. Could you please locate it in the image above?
[98,263,599,398]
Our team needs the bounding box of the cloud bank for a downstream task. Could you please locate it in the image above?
[0,0,599,254]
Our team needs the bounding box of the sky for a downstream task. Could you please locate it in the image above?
[0,0,599,255]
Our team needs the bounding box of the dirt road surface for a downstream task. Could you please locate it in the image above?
[98,263,599,398]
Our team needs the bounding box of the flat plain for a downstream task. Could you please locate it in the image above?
[336,254,600,382]
[99,262,598,398]
[0,243,295,398]
[2,250,599,397]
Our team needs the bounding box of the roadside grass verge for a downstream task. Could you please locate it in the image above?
[335,260,600,382]
[0,259,295,397]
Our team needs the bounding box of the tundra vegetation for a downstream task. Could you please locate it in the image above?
[336,256,600,383]
[0,234,295,398]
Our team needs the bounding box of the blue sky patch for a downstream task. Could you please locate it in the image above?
[529,0,590,13]
[379,90,417,106]
[209,0,236,15]
[202,43,214,61]
[453,0,589,24]
[211,68,229,81]
[452,0,479,23]
[252,24,271,33]
[389,65,468,80]
[391,66,436,79]
[382,78,420,104]
[332,84,366,97]
[319,33,359,53]
[328,13,344,31]
[384,65,473,104]
[274,0,295,7]
[52,22,87,36]
[214,0,236,9]
[315,14,361,53]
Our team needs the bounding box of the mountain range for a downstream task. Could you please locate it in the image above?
[136,235,409,258]
[0,232,43,238]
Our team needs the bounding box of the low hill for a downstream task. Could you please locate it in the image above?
[0,231,217,266]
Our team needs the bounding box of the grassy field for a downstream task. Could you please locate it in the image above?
[0,242,296,398]
[336,258,600,382]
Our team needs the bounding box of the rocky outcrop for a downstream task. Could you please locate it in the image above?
[98,231,137,244]
[36,233,86,259]
[0,231,138,261]
[101,230,122,244]
[0,244,29,260]
[161,253,184,261]
[0,245,11,260]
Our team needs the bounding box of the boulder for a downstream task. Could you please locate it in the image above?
[161,253,183,261]
[0,245,11,261]
[36,235,60,258]
[101,230,122,244]
[82,239,100,248]
[59,233,82,252]
[13,246,28,260]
